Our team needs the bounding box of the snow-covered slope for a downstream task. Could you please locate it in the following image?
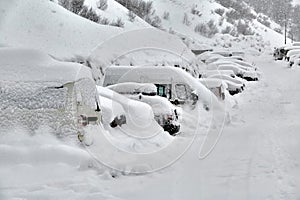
[84,0,150,30]
[151,0,289,51]
[0,0,122,60]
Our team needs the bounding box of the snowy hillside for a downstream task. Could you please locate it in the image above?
[1,0,300,199]
[150,0,289,51]
[83,0,150,30]
[0,0,122,60]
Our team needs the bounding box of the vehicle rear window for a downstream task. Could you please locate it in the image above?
[175,84,188,100]
[0,81,68,110]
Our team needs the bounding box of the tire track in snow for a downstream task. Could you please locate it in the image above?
[268,129,296,200]
[253,57,297,200]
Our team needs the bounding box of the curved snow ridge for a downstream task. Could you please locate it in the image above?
[0,143,91,166]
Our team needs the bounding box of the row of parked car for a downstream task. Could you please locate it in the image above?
[273,42,300,67]
[197,50,260,97]
[100,50,261,136]
[0,47,261,146]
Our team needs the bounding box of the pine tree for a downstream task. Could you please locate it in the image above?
[70,0,84,14]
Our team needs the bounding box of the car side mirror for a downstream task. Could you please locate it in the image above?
[191,92,198,101]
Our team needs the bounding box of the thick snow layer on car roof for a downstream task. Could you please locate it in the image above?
[107,82,157,95]
[129,94,175,115]
[197,51,224,62]
[284,46,300,51]
[89,28,195,69]
[208,74,244,85]
[0,48,93,82]
[286,49,300,57]
[98,95,125,126]
[200,70,235,78]
[199,78,227,88]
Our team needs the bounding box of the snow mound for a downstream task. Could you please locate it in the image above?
[0,129,124,200]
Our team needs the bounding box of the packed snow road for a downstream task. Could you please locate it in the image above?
[99,54,300,200]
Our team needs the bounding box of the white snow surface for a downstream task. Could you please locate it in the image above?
[107,82,157,95]
[96,86,172,144]
[0,47,93,82]
[1,53,300,200]
[84,0,150,30]
[151,0,291,52]
[103,65,222,110]
[0,0,122,60]
[1,0,300,199]
[89,28,196,81]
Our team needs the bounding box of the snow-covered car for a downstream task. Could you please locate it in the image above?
[106,82,157,95]
[204,75,244,95]
[107,82,181,135]
[199,78,227,100]
[98,93,126,129]
[210,51,233,57]
[273,46,288,60]
[200,70,236,78]
[288,53,300,66]
[103,65,220,111]
[197,51,222,63]
[208,74,245,86]
[231,51,245,57]
[207,64,259,81]
[97,86,165,136]
[204,55,226,64]
[211,59,258,71]
[286,49,300,61]
[289,57,300,67]
[223,80,244,95]
[284,45,300,51]
[204,55,244,65]
[0,48,101,142]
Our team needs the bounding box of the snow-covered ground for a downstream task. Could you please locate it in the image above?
[1,0,299,199]
[92,53,300,200]
[1,53,300,199]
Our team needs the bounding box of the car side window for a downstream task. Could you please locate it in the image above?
[75,79,97,109]
[156,84,166,97]
[175,84,188,100]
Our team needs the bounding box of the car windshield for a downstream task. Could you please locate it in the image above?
[74,78,98,110]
